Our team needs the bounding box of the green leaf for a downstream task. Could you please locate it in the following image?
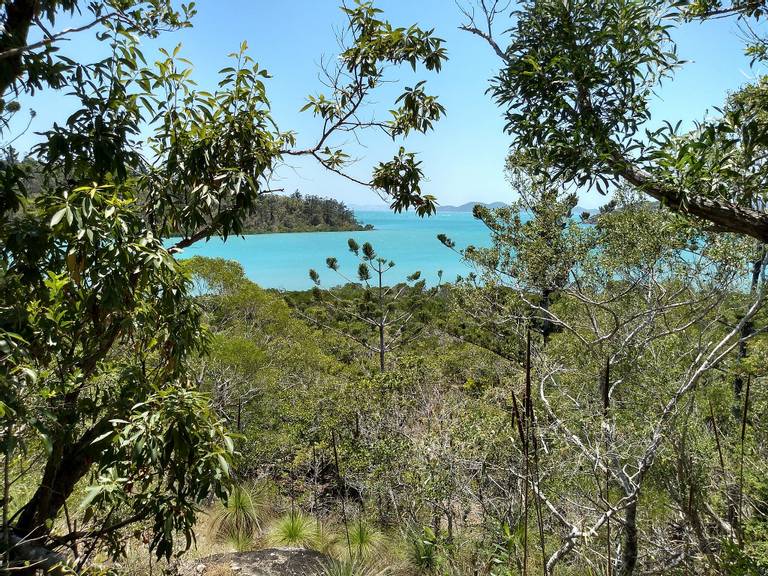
[50,207,67,227]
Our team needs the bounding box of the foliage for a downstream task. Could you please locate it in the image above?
[155,180,768,576]
[83,388,234,559]
[268,511,318,549]
[455,179,767,574]
[0,0,448,567]
[406,526,441,573]
[170,183,768,575]
[1,178,236,564]
[308,239,437,372]
[183,256,346,477]
[461,0,768,241]
[721,539,768,576]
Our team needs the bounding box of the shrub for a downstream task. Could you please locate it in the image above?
[406,526,441,573]
[322,557,389,576]
[268,510,318,548]
[207,482,273,551]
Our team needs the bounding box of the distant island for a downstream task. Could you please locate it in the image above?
[438,201,600,215]
[439,201,508,212]
[243,192,372,234]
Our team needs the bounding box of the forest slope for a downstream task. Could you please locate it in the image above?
[242,192,372,234]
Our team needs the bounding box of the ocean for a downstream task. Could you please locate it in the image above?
[171,210,493,290]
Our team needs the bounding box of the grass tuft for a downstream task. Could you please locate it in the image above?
[348,519,384,560]
[268,510,318,548]
[207,482,273,551]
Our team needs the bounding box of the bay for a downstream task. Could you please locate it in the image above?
[171,210,493,290]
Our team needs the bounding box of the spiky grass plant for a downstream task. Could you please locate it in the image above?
[348,519,384,560]
[322,557,390,576]
[208,483,272,551]
[268,510,318,548]
[312,521,343,556]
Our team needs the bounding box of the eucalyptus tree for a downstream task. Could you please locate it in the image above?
[441,156,586,347]
[457,186,767,574]
[459,0,768,243]
[308,239,436,372]
[0,0,448,568]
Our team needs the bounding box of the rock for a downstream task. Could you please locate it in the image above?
[193,548,329,576]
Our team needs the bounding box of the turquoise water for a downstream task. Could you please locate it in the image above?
[172,211,492,290]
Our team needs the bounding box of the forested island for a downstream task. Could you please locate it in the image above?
[3,1,768,576]
[242,192,372,234]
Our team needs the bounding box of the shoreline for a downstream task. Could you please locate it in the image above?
[236,224,374,236]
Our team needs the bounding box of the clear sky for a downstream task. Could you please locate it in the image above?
[7,1,762,209]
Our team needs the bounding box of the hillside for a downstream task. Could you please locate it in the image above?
[439,201,507,212]
[242,192,372,233]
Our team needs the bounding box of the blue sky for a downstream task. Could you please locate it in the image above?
[7,1,762,208]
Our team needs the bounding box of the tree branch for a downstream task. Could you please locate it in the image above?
[0,13,120,62]
[612,150,768,243]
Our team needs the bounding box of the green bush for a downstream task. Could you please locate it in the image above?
[406,526,441,573]
[208,482,273,550]
[268,511,318,548]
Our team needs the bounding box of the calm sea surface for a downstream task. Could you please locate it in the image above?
[172,210,493,290]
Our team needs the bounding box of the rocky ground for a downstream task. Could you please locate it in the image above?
[187,548,329,576]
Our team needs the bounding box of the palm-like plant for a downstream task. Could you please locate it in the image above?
[322,557,389,576]
[268,510,318,548]
[208,483,272,551]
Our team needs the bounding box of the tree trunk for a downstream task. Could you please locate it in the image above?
[616,497,639,576]
[379,323,385,372]
[614,151,768,243]
[733,249,764,404]
[378,267,386,372]
[14,420,109,542]
[540,287,554,344]
[0,0,38,95]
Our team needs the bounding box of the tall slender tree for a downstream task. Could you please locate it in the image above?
[308,239,437,372]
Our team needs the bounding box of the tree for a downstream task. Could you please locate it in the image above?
[0,0,448,569]
[235,191,368,234]
[456,185,768,574]
[308,239,436,372]
[459,0,768,242]
[440,155,585,345]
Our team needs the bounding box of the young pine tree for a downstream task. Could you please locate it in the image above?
[308,239,439,372]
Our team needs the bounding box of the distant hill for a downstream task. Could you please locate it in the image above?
[439,201,508,212]
[574,205,600,217]
[241,192,372,234]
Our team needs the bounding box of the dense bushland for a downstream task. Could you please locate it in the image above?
[177,191,768,575]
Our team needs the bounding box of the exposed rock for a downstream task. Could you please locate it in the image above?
[190,548,329,576]
[8,534,69,575]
